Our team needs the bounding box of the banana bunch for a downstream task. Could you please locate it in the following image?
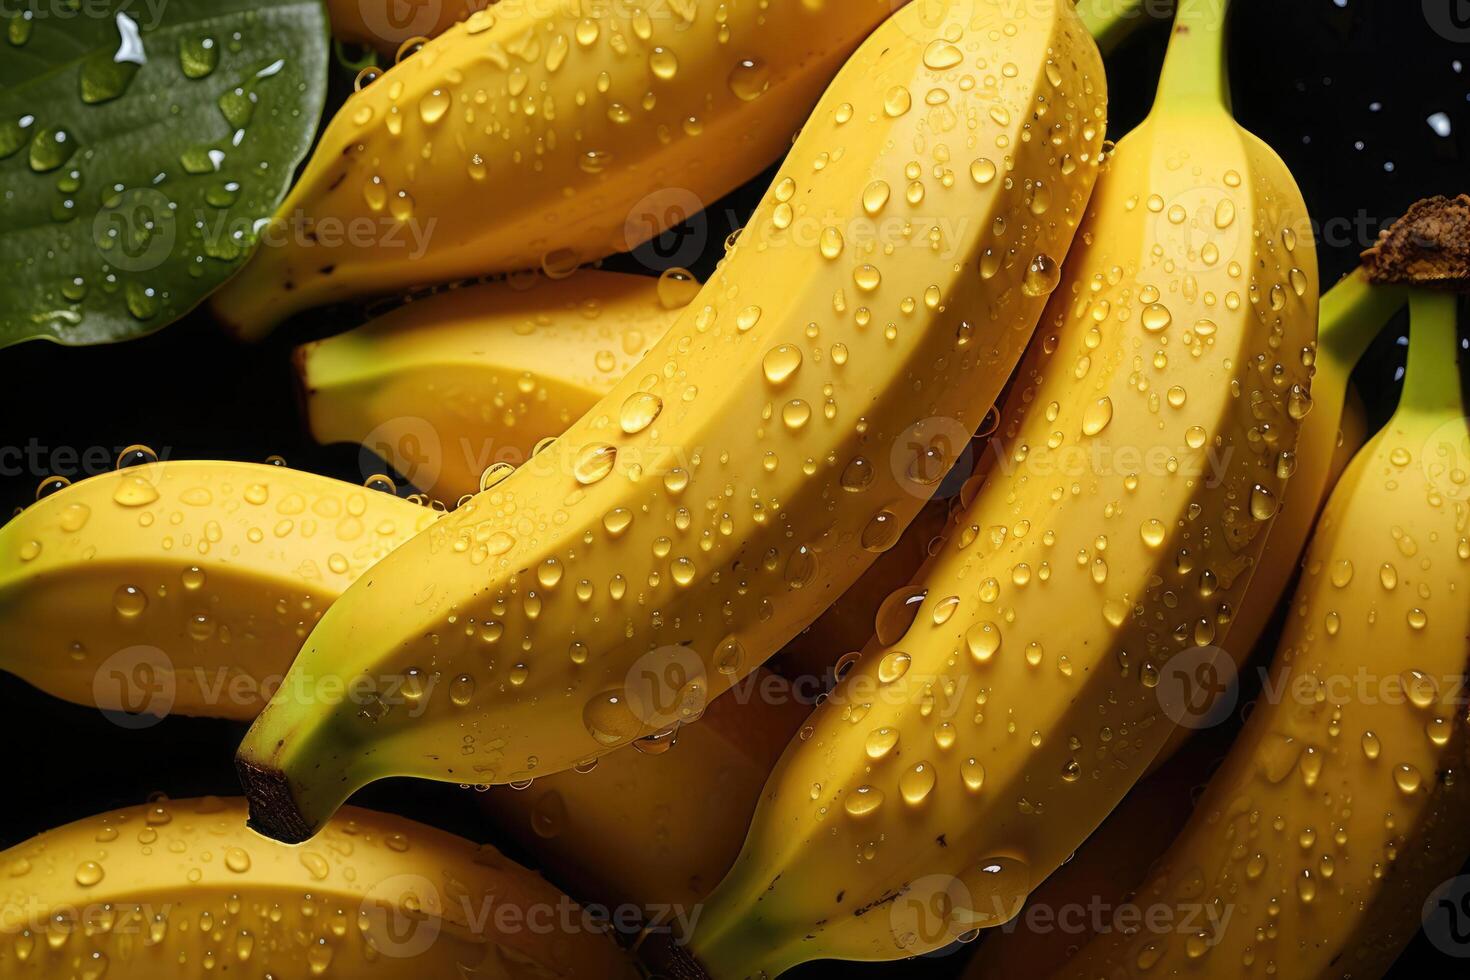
[0,461,438,721]
[213,0,906,337]
[0,796,638,978]
[299,270,694,501]
[480,667,809,913]
[235,0,1109,844]
[676,0,1318,972]
[1057,289,1470,979]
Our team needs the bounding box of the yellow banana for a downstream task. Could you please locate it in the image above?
[0,796,638,978]
[298,269,694,501]
[1056,289,1470,980]
[679,0,1316,972]
[0,461,437,721]
[0,458,810,921]
[213,0,906,338]
[480,667,809,913]
[236,0,1109,844]
[970,307,1393,980]
[967,268,1406,979]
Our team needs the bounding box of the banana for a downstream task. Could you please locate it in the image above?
[678,0,1317,972]
[213,0,906,338]
[965,340,1388,980]
[480,667,809,913]
[0,462,438,721]
[298,269,693,501]
[236,0,1109,844]
[968,268,1405,979]
[0,796,638,978]
[1055,289,1470,980]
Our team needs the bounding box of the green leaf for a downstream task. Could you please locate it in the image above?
[0,0,328,347]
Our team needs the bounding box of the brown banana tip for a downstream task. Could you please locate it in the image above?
[235,756,315,844]
[636,930,712,980]
[1361,193,1470,291]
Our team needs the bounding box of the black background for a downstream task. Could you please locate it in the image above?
[2,1,1468,976]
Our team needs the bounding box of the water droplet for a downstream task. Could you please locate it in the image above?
[620,392,663,434]
[573,443,617,484]
[656,268,700,308]
[179,35,219,79]
[29,126,76,173]
[1022,254,1060,297]
[113,584,147,619]
[419,88,452,125]
[865,727,899,759]
[1081,397,1113,436]
[74,862,104,887]
[861,509,901,552]
[900,762,937,804]
[762,344,802,385]
[728,58,770,101]
[966,621,1001,663]
[844,785,884,817]
[1249,484,1278,521]
[583,690,642,746]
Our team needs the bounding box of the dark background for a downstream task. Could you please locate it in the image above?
[2,1,1468,975]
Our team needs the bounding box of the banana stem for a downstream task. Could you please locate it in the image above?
[1075,0,1164,55]
[1317,268,1408,376]
[1153,0,1232,114]
[1399,291,1465,418]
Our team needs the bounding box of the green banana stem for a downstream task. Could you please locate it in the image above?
[1399,291,1465,418]
[1153,0,1232,114]
[1075,0,1163,55]
[1317,268,1408,375]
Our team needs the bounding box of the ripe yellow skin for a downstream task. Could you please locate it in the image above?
[0,797,638,978]
[966,280,1399,980]
[0,462,438,721]
[215,0,907,336]
[1057,291,1470,980]
[686,0,1317,973]
[235,0,1108,843]
[299,271,688,501]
